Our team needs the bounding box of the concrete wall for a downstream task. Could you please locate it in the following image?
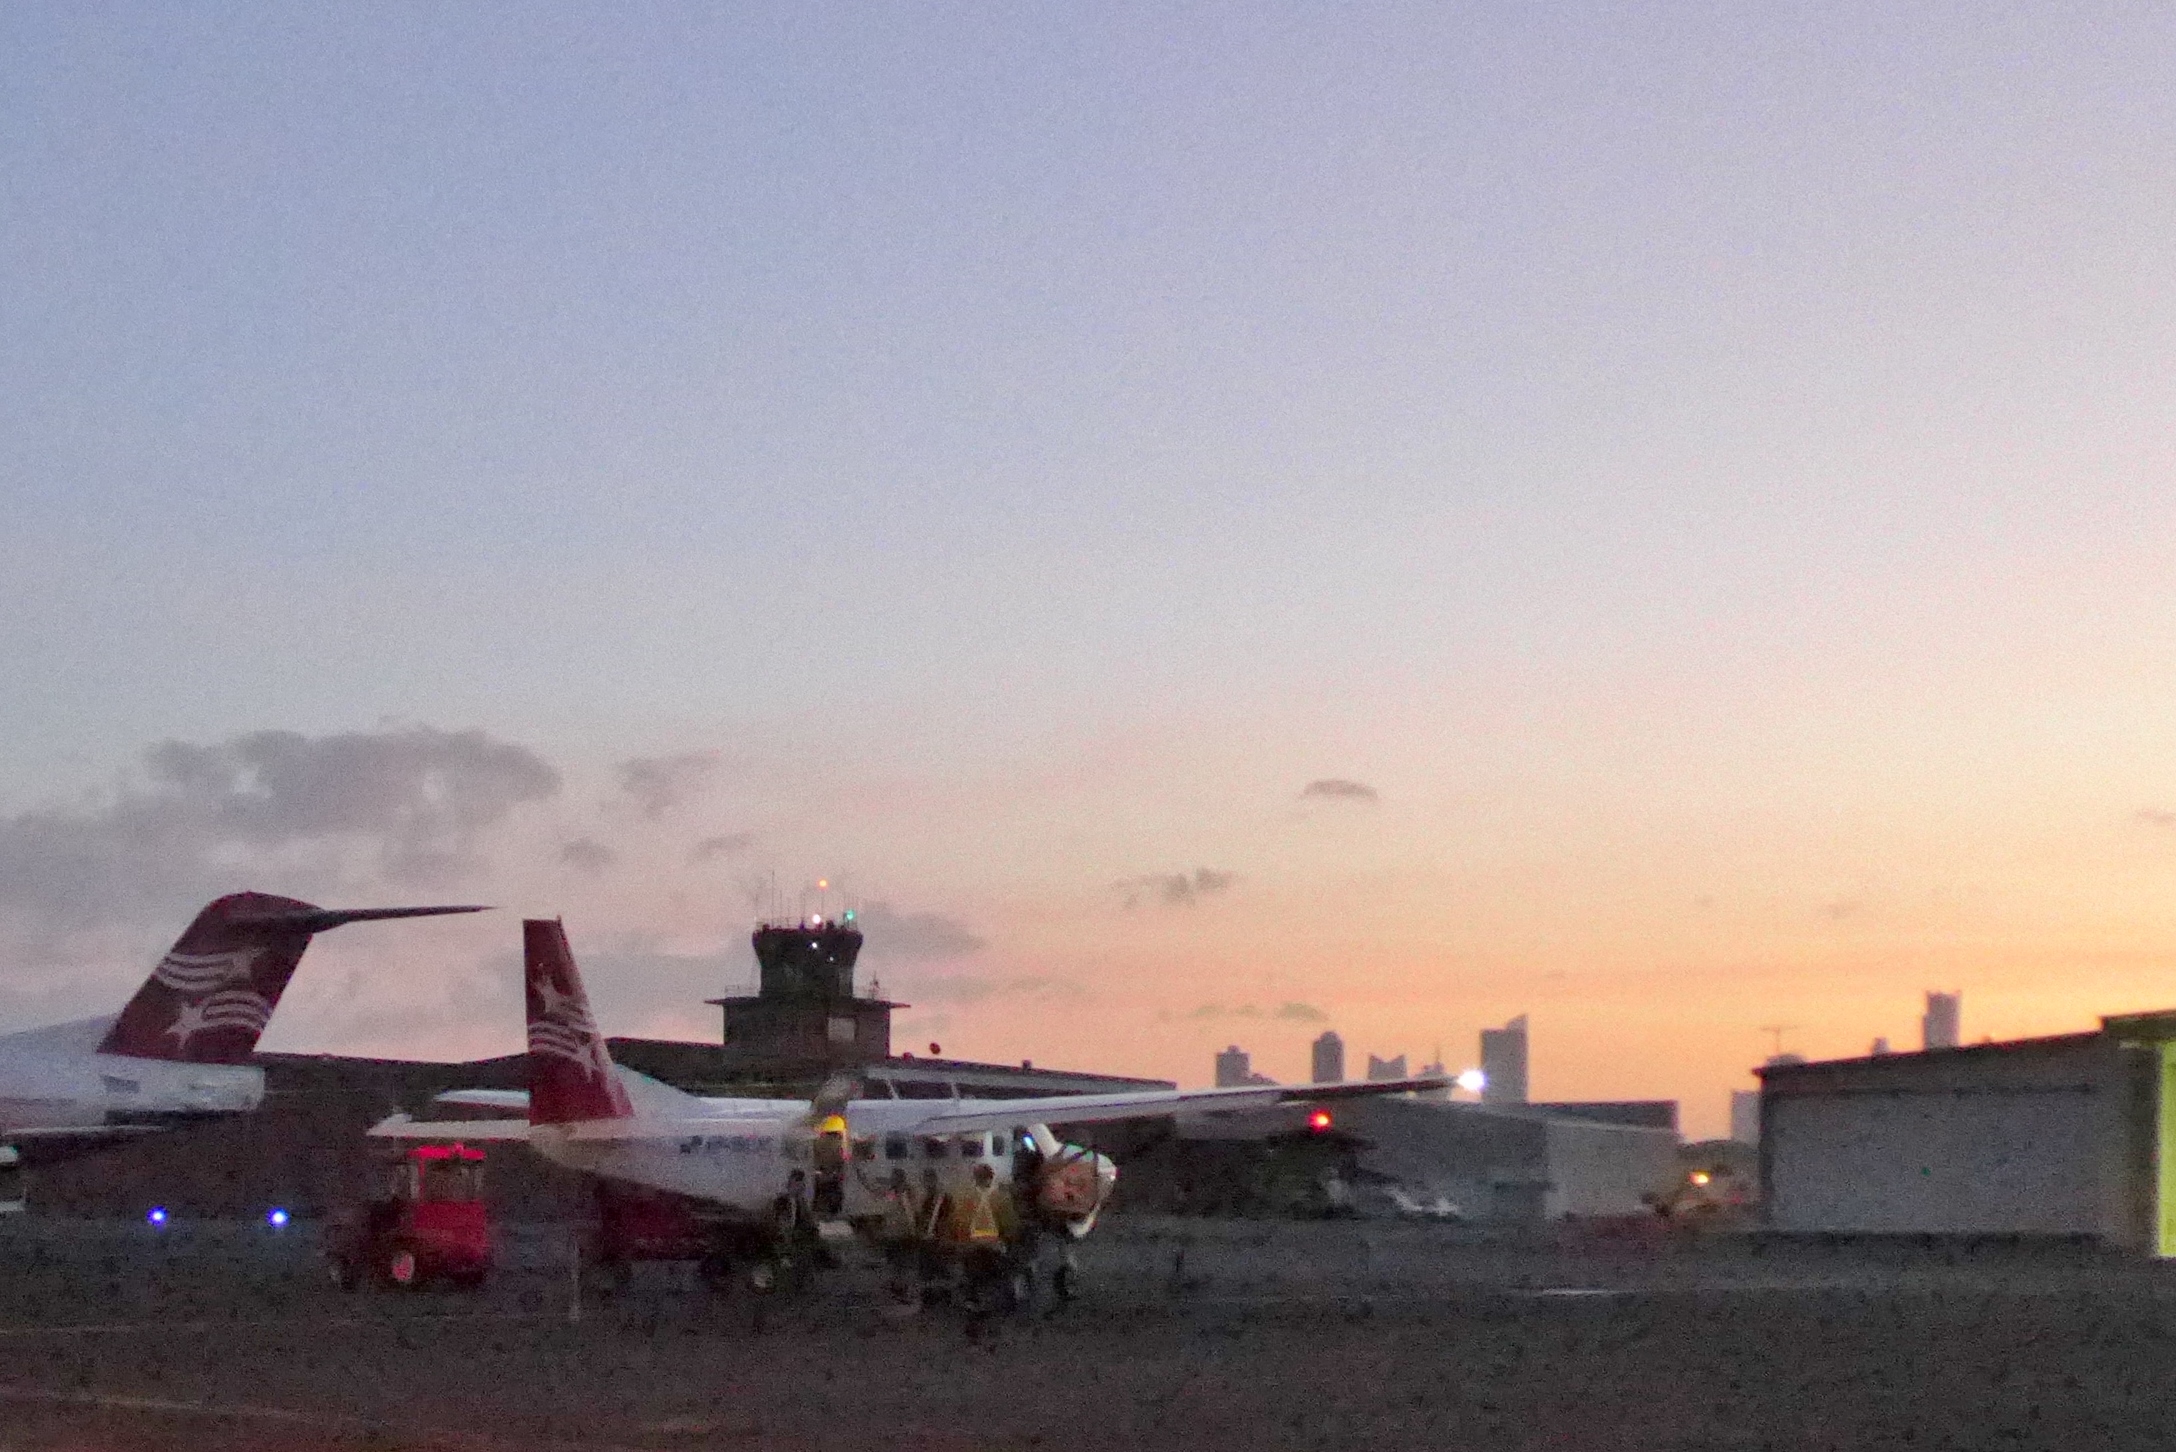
[1762,1034,2113,1237]
[1338,1099,1679,1221]
[1341,1099,1549,1221]
[1542,1117,1681,1218]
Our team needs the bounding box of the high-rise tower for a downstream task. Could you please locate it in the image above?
[1480,1014,1529,1105]
[1922,992,1961,1051]
[1311,1030,1344,1084]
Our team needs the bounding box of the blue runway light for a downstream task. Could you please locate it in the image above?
[266,1208,290,1228]
[146,1207,168,1226]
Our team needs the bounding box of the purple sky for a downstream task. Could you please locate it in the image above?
[5,5,2176,1134]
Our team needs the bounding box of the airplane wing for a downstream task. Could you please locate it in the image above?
[434,1089,530,1112]
[4,1123,169,1168]
[896,1075,1452,1136]
[369,1113,534,1141]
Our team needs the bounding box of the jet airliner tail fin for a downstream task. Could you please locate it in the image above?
[523,918,634,1125]
[97,893,486,1065]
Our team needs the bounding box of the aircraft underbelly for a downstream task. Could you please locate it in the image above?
[540,1136,781,1211]
[0,1097,105,1134]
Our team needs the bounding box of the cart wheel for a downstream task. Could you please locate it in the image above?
[385,1247,420,1289]
[747,1258,780,1295]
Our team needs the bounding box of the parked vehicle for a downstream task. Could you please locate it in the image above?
[326,1143,491,1290]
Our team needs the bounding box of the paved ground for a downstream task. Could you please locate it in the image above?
[3,1215,2176,1450]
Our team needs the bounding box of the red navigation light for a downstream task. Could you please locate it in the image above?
[1307,1109,1333,1133]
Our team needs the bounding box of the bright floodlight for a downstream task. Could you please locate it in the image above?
[1455,1068,1487,1094]
[267,1208,291,1228]
[146,1207,168,1226]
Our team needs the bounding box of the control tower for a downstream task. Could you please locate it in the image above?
[706,916,905,1077]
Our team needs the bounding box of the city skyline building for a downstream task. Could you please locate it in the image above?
[1214,1044,1275,1088]
[1311,1030,1344,1084]
[1366,1052,1408,1081]
[1480,1014,1530,1105]
[1922,992,1962,1051]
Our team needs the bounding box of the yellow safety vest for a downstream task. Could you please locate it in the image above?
[967,1188,1001,1243]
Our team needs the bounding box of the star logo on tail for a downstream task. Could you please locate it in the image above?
[166,999,213,1047]
[529,973,614,1082]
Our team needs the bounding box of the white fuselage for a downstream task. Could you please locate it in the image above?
[531,1094,1075,1223]
[0,1017,263,1139]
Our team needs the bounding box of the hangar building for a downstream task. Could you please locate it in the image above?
[1757,1009,2176,1251]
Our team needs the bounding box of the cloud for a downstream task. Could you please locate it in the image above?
[1301,778,1378,803]
[615,751,719,818]
[688,832,755,864]
[1179,999,1324,1024]
[2138,808,2176,828]
[1186,1002,1261,1020]
[897,975,1083,1006]
[0,726,559,935]
[559,838,618,874]
[1119,867,1237,910]
[851,902,986,961]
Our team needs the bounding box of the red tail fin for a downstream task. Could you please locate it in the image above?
[524,919,632,1124]
[97,893,489,1064]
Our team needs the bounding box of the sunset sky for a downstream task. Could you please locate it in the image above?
[5,5,2175,1136]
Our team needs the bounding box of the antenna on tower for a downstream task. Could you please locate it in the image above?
[1759,1024,1799,1059]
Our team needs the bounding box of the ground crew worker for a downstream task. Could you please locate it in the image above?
[775,1168,819,1274]
[876,1167,919,1304]
[914,1167,952,1297]
[949,1161,1020,1301]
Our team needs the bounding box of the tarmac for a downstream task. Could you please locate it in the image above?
[3,1214,2176,1450]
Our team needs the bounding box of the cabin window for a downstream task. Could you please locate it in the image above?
[960,1134,985,1159]
[884,1135,909,1161]
[920,1137,949,1159]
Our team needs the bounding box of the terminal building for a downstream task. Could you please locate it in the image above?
[1757,1008,2176,1252]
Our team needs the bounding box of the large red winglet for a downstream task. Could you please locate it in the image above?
[524,919,632,1124]
[96,893,486,1064]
